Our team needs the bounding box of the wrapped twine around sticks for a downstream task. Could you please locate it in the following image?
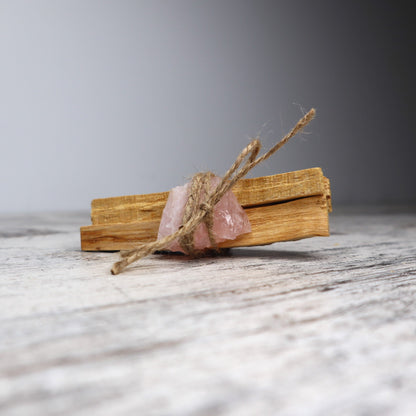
[111,108,316,275]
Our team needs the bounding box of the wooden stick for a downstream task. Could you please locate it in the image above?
[81,195,329,251]
[90,168,331,225]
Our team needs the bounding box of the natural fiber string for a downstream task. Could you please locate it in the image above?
[111,108,316,275]
[178,172,217,256]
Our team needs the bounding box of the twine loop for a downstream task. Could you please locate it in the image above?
[111,109,316,275]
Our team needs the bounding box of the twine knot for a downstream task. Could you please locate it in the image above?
[177,171,217,257]
[199,202,210,212]
[111,109,316,275]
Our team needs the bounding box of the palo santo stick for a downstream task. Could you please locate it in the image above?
[81,195,329,251]
[91,167,330,225]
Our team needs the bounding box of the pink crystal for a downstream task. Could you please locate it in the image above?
[157,176,251,253]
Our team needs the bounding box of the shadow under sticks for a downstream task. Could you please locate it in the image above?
[228,247,322,261]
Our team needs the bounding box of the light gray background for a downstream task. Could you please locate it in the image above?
[1,1,414,212]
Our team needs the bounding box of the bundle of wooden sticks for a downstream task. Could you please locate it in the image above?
[80,167,331,252]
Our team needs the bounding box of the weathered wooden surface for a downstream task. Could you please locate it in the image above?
[1,207,416,415]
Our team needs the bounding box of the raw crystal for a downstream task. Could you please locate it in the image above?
[157,176,251,253]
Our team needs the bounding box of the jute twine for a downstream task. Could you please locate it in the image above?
[111,108,316,275]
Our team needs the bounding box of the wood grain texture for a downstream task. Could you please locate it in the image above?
[90,168,330,225]
[81,195,330,251]
[1,207,416,416]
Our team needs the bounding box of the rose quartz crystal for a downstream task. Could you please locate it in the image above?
[157,176,251,253]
